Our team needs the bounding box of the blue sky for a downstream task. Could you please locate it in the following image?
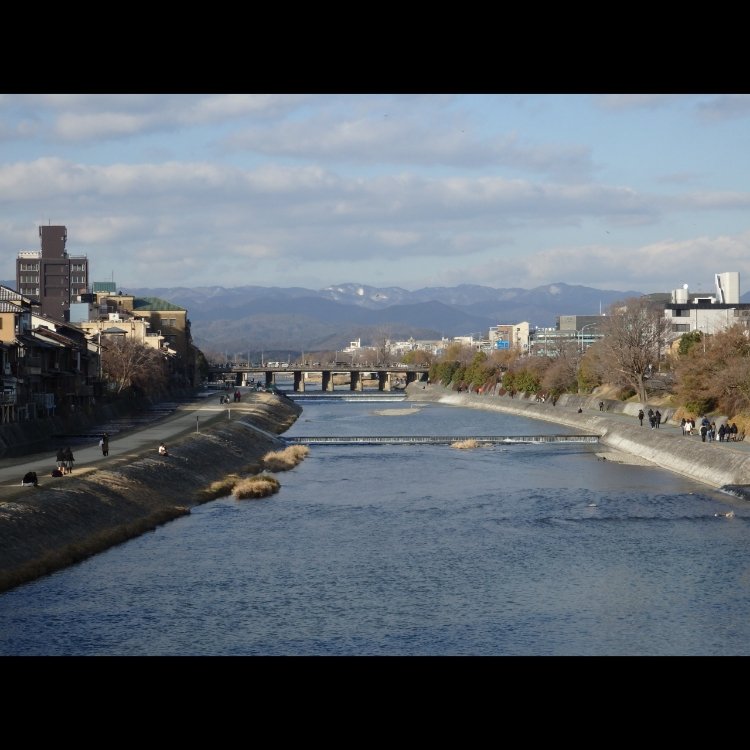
[1,93,748,296]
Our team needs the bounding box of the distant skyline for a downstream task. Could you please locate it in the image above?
[1,93,748,296]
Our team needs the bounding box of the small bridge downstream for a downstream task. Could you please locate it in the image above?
[207,364,428,392]
[285,434,600,445]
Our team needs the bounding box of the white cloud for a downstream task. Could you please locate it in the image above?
[0,94,748,295]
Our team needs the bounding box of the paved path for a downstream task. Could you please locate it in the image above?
[0,389,248,494]
[595,406,750,449]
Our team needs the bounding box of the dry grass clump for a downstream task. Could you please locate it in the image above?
[262,444,310,472]
[197,473,242,501]
[451,439,479,450]
[232,474,280,500]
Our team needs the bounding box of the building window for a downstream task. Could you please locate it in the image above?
[672,324,691,332]
[672,309,690,318]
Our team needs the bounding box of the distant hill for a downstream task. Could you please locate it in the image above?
[126,282,644,357]
[1,279,647,357]
[12,279,750,359]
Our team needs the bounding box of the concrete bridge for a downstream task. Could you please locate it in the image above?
[206,365,429,392]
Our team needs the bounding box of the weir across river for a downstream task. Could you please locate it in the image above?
[284,434,600,445]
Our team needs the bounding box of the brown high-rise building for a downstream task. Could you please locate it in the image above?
[16,225,89,321]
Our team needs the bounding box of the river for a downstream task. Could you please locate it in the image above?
[1,394,748,656]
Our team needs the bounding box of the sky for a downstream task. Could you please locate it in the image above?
[1,93,749,296]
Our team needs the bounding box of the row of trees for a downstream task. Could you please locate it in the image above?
[427,296,750,421]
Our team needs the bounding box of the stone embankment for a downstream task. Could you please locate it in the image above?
[405,383,750,491]
[0,393,302,594]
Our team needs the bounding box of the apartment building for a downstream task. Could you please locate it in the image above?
[16,225,89,321]
[489,322,531,352]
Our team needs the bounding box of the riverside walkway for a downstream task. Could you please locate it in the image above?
[0,389,259,496]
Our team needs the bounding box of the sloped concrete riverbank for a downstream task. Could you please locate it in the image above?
[0,392,301,594]
[405,383,750,491]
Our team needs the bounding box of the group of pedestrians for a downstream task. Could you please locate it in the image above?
[681,416,741,443]
[51,432,108,479]
[637,408,662,428]
[55,446,75,475]
[636,409,743,443]
[218,390,242,405]
[46,432,169,483]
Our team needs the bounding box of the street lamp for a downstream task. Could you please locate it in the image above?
[578,323,599,353]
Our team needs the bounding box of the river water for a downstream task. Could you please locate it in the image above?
[1,395,749,656]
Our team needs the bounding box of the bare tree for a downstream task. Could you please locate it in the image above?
[371,326,393,365]
[102,339,169,396]
[598,297,670,403]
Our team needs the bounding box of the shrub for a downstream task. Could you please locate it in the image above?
[262,445,310,472]
[198,473,242,501]
[232,474,281,499]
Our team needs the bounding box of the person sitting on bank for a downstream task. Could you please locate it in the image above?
[158,443,169,456]
[21,471,38,486]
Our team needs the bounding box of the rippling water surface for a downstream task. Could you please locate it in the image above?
[1,397,749,656]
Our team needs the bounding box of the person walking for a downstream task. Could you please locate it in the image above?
[63,446,74,474]
[56,446,66,473]
[654,410,661,429]
[100,432,109,456]
[638,409,644,427]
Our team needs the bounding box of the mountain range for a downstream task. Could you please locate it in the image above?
[18,277,750,357]
[123,282,645,357]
